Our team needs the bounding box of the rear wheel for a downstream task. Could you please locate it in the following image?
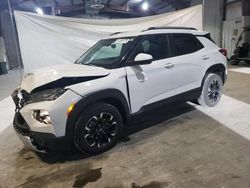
[198,73,223,107]
[74,103,123,154]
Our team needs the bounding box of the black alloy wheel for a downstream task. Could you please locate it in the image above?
[74,103,123,154]
[207,79,222,104]
[84,112,118,148]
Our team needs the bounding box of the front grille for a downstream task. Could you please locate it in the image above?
[13,113,30,136]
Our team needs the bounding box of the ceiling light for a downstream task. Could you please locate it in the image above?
[90,0,105,9]
[129,0,143,4]
[36,7,44,15]
[141,2,149,11]
[90,4,105,9]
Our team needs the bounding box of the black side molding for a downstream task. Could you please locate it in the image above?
[132,87,202,118]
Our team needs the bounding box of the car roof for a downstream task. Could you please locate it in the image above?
[108,27,209,39]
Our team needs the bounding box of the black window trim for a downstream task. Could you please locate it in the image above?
[118,33,205,68]
[117,35,142,68]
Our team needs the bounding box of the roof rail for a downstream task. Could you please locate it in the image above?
[143,26,197,32]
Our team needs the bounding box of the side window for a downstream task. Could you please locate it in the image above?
[171,34,203,57]
[130,34,170,61]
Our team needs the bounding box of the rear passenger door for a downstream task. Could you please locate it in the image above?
[169,33,205,94]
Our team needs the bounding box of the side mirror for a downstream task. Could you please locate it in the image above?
[133,53,153,65]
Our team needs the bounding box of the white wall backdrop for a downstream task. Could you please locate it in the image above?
[14,5,202,72]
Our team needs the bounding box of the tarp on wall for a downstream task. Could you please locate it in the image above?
[14,5,202,72]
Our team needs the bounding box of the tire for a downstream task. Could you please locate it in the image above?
[198,73,223,107]
[74,103,123,154]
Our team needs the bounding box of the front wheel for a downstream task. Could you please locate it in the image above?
[74,103,123,154]
[198,73,223,107]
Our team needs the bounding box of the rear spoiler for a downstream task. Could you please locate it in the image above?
[195,33,215,43]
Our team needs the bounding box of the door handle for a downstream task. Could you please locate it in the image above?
[165,63,174,69]
[202,55,210,60]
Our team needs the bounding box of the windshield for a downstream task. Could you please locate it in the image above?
[75,37,135,69]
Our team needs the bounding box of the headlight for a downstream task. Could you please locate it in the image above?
[33,110,52,124]
[31,88,67,102]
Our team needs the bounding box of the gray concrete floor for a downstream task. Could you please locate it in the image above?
[224,71,250,104]
[0,69,23,101]
[1,67,250,188]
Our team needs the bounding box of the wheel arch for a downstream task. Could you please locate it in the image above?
[202,64,227,86]
[65,89,131,140]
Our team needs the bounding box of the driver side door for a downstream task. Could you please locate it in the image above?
[125,34,177,113]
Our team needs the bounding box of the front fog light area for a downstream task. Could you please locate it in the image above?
[33,110,52,124]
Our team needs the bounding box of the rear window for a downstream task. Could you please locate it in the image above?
[170,34,204,57]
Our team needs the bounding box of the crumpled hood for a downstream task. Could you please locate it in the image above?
[20,64,110,93]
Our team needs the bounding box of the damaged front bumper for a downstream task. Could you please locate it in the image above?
[14,112,48,153]
[13,112,71,153]
[16,133,47,153]
[11,87,80,153]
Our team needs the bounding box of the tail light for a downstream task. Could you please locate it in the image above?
[219,48,227,57]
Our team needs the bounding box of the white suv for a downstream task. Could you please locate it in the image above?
[12,27,227,154]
